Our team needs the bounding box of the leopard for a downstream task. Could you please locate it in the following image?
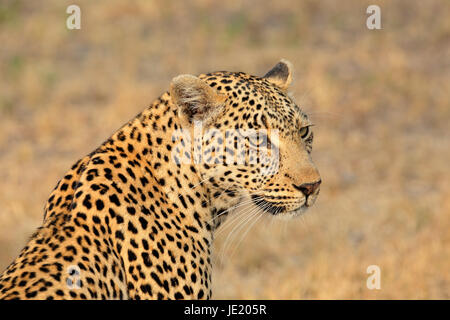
[0,60,321,300]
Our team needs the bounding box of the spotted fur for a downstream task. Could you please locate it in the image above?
[0,61,321,300]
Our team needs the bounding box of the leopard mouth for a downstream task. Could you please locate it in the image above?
[250,194,312,217]
[286,205,309,217]
[250,194,286,215]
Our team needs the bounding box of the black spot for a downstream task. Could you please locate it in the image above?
[150,272,163,287]
[128,221,138,234]
[186,225,199,233]
[25,291,37,298]
[174,292,184,299]
[95,199,104,211]
[128,250,137,261]
[115,230,124,240]
[183,285,191,295]
[177,268,185,279]
[126,168,136,179]
[142,252,152,267]
[179,195,188,209]
[109,194,121,206]
[82,195,92,209]
[118,173,127,183]
[138,217,148,230]
[140,284,152,295]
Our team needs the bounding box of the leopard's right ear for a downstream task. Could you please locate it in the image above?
[170,75,225,123]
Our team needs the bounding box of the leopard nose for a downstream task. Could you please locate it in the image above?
[293,180,321,196]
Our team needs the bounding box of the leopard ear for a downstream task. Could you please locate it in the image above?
[170,75,225,122]
[263,59,293,91]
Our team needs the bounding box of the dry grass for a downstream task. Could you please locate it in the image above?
[0,0,449,299]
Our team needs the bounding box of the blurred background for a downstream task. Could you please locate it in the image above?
[0,0,449,299]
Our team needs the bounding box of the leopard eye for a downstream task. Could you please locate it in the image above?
[299,126,310,139]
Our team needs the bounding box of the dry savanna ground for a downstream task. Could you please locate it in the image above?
[0,0,449,299]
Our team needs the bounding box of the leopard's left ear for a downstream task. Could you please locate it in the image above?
[170,74,226,123]
[263,59,293,91]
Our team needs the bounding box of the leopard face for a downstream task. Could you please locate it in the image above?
[170,60,321,220]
